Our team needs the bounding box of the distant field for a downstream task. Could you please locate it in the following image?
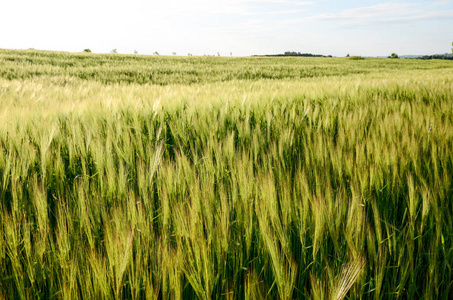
[1,48,452,84]
[0,49,452,299]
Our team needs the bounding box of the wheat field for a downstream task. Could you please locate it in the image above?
[0,49,452,299]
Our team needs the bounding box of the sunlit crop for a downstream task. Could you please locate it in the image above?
[0,49,452,299]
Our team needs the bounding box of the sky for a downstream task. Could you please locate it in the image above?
[1,0,452,57]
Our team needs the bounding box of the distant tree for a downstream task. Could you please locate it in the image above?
[388,53,399,59]
[172,52,176,56]
[230,52,232,57]
[153,51,159,55]
[346,54,350,57]
[217,52,220,56]
[111,49,117,54]
[83,49,91,53]
[451,41,453,55]
[419,54,453,60]
[284,51,300,56]
[134,50,138,54]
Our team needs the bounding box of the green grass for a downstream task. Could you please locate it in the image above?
[0,49,452,299]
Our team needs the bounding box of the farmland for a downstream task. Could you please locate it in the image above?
[0,48,452,299]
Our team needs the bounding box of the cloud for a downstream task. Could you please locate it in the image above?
[340,3,420,19]
[430,0,450,6]
[384,10,453,22]
[242,8,308,16]
[244,0,313,5]
[235,0,309,4]
[162,0,313,15]
[283,1,453,25]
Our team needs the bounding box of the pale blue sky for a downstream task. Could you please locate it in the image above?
[1,0,452,56]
